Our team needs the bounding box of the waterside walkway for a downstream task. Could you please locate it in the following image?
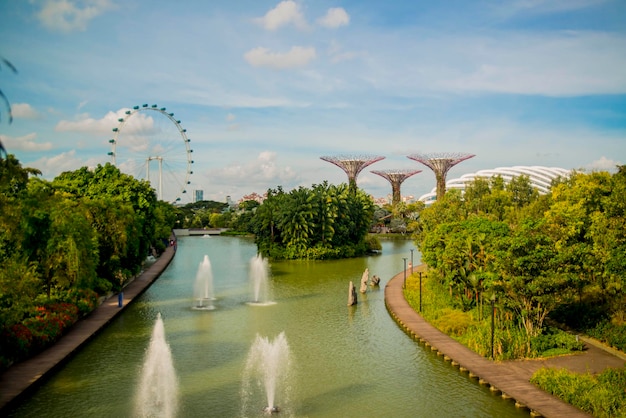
[384,269,619,418]
[0,245,176,413]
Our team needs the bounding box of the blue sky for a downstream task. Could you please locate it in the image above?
[1,0,625,204]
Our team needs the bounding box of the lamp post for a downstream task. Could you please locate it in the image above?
[410,249,414,275]
[490,294,496,360]
[403,257,407,289]
[419,271,422,313]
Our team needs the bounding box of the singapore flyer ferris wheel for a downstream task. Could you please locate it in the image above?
[108,104,194,203]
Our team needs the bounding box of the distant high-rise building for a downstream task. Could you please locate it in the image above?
[195,189,204,202]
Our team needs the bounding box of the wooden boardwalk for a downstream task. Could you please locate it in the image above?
[0,245,176,413]
[384,270,592,418]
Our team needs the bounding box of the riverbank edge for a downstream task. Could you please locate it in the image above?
[0,244,176,414]
[384,269,592,418]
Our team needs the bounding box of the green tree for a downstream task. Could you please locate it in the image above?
[43,198,98,297]
[253,183,375,259]
[497,217,574,340]
[253,187,283,255]
[0,154,41,197]
[310,181,340,246]
[0,258,39,327]
[278,187,315,253]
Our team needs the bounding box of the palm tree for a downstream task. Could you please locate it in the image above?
[278,187,315,253]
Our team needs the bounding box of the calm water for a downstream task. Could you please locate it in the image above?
[8,236,528,417]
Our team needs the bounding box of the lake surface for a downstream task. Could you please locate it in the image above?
[8,236,528,417]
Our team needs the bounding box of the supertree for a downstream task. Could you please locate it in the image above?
[320,154,385,193]
[407,152,475,200]
[371,169,422,206]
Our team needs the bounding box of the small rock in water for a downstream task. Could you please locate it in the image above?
[359,268,369,293]
[347,281,358,306]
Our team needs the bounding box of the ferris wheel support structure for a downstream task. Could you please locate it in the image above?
[146,156,164,200]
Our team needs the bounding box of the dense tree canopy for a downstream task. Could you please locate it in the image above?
[415,169,626,351]
[0,157,177,368]
[253,182,378,259]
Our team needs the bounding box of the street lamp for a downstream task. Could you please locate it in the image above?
[410,249,414,275]
[490,294,496,360]
[403,257,407,289]
[419,271,422,313]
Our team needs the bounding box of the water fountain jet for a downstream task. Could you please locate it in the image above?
[192,255,215,310]
[241,332,292,415]
[248,255,275,306]
[134,313,178,418]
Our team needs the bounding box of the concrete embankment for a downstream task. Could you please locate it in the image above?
[0,245,176,413]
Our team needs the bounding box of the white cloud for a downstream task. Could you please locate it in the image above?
[30,150,92,177]
[587,156,621,172]
[254,0,308,31]
[0,133,53,152]
[11,103,41,119]
[317,7,349,28]
[244,46,316,69]
[207,151,298,186]
[36,0,116,33]
[55,109,151,134]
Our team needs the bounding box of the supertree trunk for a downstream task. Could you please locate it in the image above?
[371,169,422,206]
[407,152,475,200]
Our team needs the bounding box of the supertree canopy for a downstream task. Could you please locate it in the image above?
[371,169,422,206]
[407,152,475,200]
[320,154,385,193]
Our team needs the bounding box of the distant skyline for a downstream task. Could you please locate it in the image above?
[1,0,624,203]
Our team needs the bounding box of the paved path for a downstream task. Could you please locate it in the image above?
[0,245,176,413]
[385,269,626,418]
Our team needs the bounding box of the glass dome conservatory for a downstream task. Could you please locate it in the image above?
[418,166,571,205]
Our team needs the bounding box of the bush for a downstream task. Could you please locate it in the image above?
[1,323,33,359]
[365,235,382,252]
[531,327,584,356]
[531,367,626,417]
[94,277,113,295]
[588,321,626,352]
[23,303,79,352]
[433,309,472,336]
[65,288,99,316]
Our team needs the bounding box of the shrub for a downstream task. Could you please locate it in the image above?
[365,235,382,252]
[1,323,33,358]
[23,303,79,352]
[588,321,626,352]
[531,327,584,356]
[433,308,472,336]
[531,367,626,417]
[94,277,113,295]
[64,288,99,316]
